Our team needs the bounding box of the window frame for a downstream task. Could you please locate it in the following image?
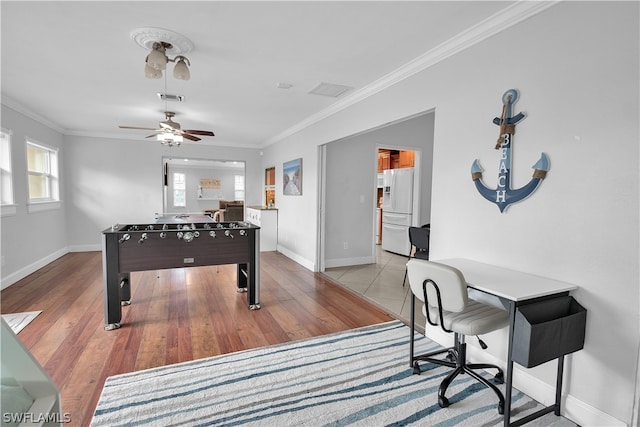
[173,172,186,207]
[234,174,245,201]
[26,138,61,213]
[0,128,16,216]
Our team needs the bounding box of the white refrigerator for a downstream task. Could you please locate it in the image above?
[381,168,414,256]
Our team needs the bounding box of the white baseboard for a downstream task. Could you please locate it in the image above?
[324,256,376,269]
[3,245,314,291]
[68,244,101,252]
[1,247,69,290]
[421,328,624,427]
[276,245,315,271]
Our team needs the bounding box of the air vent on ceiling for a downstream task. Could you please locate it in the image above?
[157,93,185,102]
[308,82,353,98]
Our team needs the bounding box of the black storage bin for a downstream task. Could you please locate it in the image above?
[512,296,586,368]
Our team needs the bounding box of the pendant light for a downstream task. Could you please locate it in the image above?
[173,56,191,80]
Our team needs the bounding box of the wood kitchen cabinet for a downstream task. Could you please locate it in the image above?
[265,167,276,208]
[378,149,414,171]
[378,152,391,172]
[399,150,415,168]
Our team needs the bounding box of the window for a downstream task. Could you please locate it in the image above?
[26,139,59,212]
[234,175,245,201]
[0,129,16,216]
[173,172,186,207]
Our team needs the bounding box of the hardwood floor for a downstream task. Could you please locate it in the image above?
[1,251,395,426]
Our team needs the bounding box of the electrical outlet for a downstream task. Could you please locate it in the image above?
[343,242,348,250]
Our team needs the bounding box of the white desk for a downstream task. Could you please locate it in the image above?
[437,259,577,302]
[412,258,578,427]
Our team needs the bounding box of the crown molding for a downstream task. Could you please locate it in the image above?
[1,94,66,134]
[262,0,560,147]
[63,129,257,149]
[0,99,254,148]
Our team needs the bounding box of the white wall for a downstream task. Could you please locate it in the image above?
[324,113,434,268]
[0,123,262,284]
[260,139,318,269]
[62,135,261,251]
[261,2,639,425]
[1,105,67,287]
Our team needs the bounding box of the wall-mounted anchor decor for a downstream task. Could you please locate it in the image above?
[471,89,549,213]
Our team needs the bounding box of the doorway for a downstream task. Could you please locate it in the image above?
[317,111,434,324]
[162,157,245,215]
[318,111,434,272]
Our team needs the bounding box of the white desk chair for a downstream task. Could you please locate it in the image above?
[407,259,509,414]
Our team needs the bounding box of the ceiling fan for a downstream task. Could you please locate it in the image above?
[119,111,215,142]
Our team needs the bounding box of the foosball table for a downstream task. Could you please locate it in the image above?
[101,214,260,330]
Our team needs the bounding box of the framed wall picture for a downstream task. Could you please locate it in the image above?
[199,178,221,189]
[283,158,302,195]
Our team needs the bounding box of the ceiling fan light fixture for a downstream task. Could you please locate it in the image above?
[157,132,183,146]
[173,56,191,80]
[119,110,214,145]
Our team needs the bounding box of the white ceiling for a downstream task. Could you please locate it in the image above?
[1,1,518,148]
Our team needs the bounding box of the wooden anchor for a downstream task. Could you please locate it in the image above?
[471,89,549,213]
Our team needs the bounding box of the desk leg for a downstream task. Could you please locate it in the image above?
[409,293,415,367]
[504,300,516,426]
[555,355,564,415]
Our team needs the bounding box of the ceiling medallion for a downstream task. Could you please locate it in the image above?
[130,27,194,56]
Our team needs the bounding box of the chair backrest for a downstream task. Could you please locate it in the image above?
[407,259,467,312]
[408,226,430,252]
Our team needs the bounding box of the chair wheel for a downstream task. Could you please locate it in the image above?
[446,350,456,363]
[498,401,504,415]
[412,361,421,375]
[493,371,504,384]
[438,395,450,408]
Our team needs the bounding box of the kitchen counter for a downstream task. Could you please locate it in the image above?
[247,205,278,211]
[246,206,278,251]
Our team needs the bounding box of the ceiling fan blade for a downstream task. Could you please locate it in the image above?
[145,134,158,139]
[183,129,215,136]
[182,133,201,142]
[119,125,159,131]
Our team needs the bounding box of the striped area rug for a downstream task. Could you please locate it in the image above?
[91,321,574,426]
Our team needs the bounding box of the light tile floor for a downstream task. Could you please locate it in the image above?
[323,246,426,327]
